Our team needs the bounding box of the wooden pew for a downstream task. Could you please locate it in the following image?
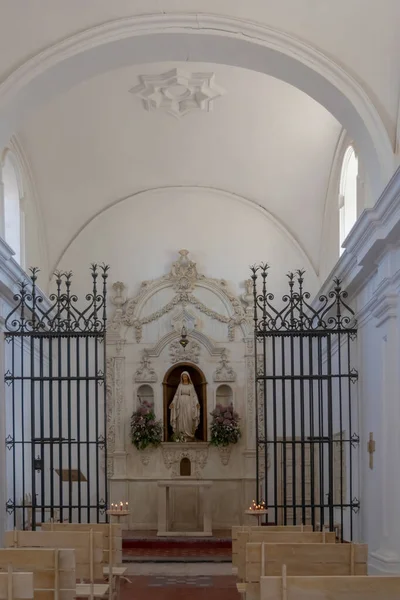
[260,570,400,600]
[0,548,75,600]
[232,526,312,570]
[4,531,108,599]
[237,531,335,581]
[0,566,34,600]
[41,523,126,600]
[41,523,122,565]
[243,543,368,600]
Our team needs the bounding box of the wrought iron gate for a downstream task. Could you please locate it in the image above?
[4,265,109,529]
[251,266,359,541]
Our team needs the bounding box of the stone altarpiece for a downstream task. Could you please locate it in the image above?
[106,250,258,531]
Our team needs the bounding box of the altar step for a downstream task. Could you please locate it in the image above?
[122,532,232,563]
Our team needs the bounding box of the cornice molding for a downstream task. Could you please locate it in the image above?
[0,13,392,197]
[315,166,400,305]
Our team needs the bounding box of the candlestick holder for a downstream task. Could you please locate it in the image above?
[244,508,268,526]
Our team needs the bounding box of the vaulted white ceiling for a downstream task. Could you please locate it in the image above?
[1,0,399,139]
[1,0,399,284]
[18,62,341,273]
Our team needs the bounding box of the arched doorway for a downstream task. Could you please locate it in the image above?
[163,363,207,442]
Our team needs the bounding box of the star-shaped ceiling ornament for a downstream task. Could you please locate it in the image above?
[129,68,226,118]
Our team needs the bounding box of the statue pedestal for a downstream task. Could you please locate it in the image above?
[157,479,213,537]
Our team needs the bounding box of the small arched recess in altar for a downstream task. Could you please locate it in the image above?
[216,384,233,408]
[136,384,154,408]
[163,363,207,442]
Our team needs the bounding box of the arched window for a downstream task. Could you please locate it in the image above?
[2,151,22,264]
[339,146,358,254]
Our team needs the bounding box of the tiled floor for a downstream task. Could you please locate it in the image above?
[120,532,238,597]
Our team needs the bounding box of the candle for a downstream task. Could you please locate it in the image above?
[125,502,128,510]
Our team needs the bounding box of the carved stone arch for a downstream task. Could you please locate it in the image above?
[162,362,208,443]
[145,330,225,359]
[110,250,251,342]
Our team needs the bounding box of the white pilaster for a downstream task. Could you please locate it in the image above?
[368,291,400,573]
[0,163,5,239]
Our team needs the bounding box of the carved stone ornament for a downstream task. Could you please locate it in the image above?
[169,339,201,364]
[129,69,226,119]
[217,445,232,466]
[108,250,248,343]
[134,350,157,382]
[171,306,197,334]
[241,279,254,321]
[161,442,208,478]
[139,448,154,466]
[106,357,116,477]
[213,350,236,382]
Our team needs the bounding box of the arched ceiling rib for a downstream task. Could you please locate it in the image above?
[17,62,342,277]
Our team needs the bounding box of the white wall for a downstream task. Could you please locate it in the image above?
[56,186,319,301]
[318,166,400,572]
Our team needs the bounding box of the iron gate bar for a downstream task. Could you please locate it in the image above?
[4,264,109,530]
[251,265,359,541]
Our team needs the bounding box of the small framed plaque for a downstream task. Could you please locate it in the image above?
[55,469,87,482]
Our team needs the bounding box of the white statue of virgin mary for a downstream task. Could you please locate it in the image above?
[169,371,200,441]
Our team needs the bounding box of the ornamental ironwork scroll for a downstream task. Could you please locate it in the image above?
[250,265,359,542]
[4,265,109,529]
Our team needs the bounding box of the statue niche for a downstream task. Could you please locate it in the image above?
[163,364,207,442]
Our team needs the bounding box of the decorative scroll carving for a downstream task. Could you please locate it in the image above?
[114,353,125,452]
[109,250,248,342]
[241,279,253,318]
[161,442,208,478]
[213,350,236,382]
[245,338,255,445]
[106,357,115,477]
[169,340,200,364]
[171,307,197,334]
[139,448,154,466]
[134,350,157,382]
[217,445,232,466]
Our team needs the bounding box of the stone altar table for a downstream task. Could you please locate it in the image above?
[157,479,213,536]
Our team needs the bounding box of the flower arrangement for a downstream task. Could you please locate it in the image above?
[209,402,241,447]
[130,401,163,451]
[171,431,187,443]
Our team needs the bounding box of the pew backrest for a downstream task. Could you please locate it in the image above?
[232,526,312,567]
[0,548,75,600]
[260,574,400,600]
[4,530,102,581]
[237,531,335,580]
[41,523,122,565]
[0,567,34,600]
[246,542,368,583]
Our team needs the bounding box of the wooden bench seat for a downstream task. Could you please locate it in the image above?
[4,530,108,600]
[243,543,367,600]
[75,584,109,599]
[41,523,122,565]
[232,526,312,569]
[41,523,126,599]
[260,572,400,600]
[237,531,335,581]
[0,566,34,600]
[0,548,75,600]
